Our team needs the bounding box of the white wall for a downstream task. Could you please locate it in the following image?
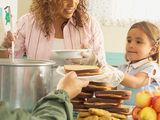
[102,25,129,53]
[18,0,31,18]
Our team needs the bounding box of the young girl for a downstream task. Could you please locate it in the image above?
[118,21,160,105]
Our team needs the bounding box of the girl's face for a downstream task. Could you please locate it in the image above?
[126,28,153,62]
[57,0,79,19]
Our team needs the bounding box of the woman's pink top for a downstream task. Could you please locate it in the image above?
[15,13,106,65]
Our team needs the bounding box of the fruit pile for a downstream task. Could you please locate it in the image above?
[132,89,160,120]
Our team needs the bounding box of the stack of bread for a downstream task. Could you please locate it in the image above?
[64,65,132,117]
[72,81,132,115]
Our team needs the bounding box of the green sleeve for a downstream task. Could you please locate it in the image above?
[0,90,73,120]
[0,101,32,120]
[32,89,73,120]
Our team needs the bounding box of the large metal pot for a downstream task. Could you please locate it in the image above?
[0,59,56,111]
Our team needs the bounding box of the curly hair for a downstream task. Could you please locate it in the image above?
[30,0,89,38]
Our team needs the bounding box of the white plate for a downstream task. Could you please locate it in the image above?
[52,49,89,59]
[56,66,113,82]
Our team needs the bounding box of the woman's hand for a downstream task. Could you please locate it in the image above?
[0,49,9,58]
[2,31,14,48]
[68,43,98,65]
[56,71,89,99]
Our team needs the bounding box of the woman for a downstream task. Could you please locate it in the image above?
[2,0,106,88]
[3,0,127,89]
[2,0,106,65]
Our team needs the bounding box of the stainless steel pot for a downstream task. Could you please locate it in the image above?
[0,59,56,111]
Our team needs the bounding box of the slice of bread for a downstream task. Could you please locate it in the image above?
[64,65,99,72]
[95,90,132,100]
[64,65,102,76]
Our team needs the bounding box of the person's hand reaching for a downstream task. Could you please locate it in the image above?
[2,31,14,48]
[68,43,98,65]
[56,71,89,99]
[100,65,125,87]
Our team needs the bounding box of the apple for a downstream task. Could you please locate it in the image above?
[151,96,159,105]
[135,91,152,108]
[152,96,160,112]
[132,106,141,120]
[139,107,157,120]
[158,113,160,120]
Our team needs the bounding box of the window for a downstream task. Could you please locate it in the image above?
[88,0,160,26]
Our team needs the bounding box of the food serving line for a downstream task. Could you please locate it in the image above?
[0,47,133,119]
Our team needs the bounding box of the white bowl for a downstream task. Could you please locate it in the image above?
[52,49,89,59]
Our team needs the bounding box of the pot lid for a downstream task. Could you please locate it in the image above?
[0,59,56,67]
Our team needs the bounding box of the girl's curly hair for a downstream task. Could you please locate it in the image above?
[30,0,89,38]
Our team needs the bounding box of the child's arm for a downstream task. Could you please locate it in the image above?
[121,72,150,88]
